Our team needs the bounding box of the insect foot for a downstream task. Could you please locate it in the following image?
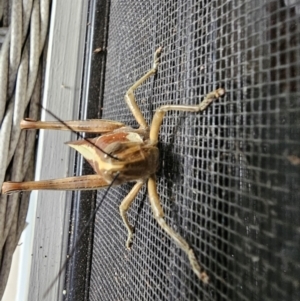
[125,231,134,249]
[198,87,225,111]
[153,46,163,71]
[188,249,209,284]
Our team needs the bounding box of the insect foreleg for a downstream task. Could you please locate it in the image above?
[148,175,209,283]
[119,180,145,248]
[149,87,225,144]
[125,47,162,129]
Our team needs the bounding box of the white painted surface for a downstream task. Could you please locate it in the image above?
[2,1,89,300]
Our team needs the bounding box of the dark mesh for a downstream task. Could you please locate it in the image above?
[89,1,300,300]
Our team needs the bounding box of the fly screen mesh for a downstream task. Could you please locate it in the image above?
[89,1,300,300]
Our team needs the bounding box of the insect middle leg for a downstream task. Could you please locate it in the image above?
[124,47,162,129]
[149,87,225,144]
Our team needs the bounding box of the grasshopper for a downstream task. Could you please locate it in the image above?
[2,47,225,284]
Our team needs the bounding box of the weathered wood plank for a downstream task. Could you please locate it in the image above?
[24,1,89,300]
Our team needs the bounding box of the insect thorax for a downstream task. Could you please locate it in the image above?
[67,129,159,185]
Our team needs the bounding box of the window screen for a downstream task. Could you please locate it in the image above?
[69,1,300,300]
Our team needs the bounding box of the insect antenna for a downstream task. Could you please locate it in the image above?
[43,172,120,298]
[40,104,122,161]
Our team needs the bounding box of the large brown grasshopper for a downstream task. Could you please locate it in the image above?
[2,47,225,284]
